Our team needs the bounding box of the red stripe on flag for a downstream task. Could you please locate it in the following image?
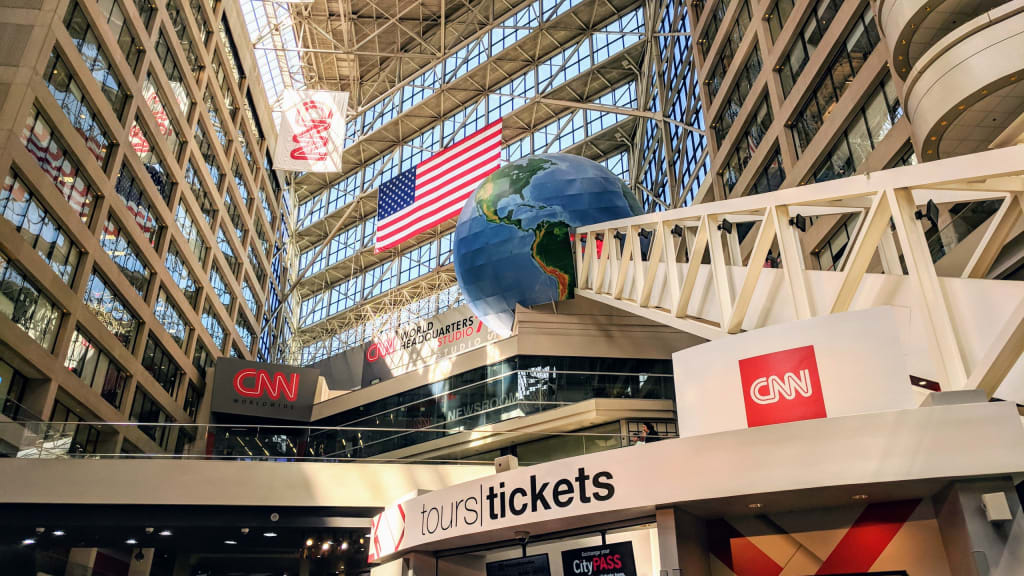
[815,499,920,575]
[374,190,474,250]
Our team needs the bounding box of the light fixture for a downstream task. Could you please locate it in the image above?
[264,532,278,538]
[670,224,685,237]
[52,530,65,537]
[145,528,154,534]
[159,530,172,537]
[21,539,35,546]
[322,541,332,551]
[224,540,238,545]
[35,527,45,535]
[852,494,870,500]
[717,218,733,234]
[788,213,807,232]
[306,538,315,547]
[747,503,763,509]
[126,539,139,545]
[341,541,349,551]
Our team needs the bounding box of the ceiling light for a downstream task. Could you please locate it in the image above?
[264,532,277,538]
[52,530,65,536]
[126,539,138,545]
[306,538,314,547]
[747,503,763,509]
[21,539,35,546]
[224,540,238,545]
[322,542,332,551]
[852,494,870,500]
[159,530,172,536]
[341,541,349,551]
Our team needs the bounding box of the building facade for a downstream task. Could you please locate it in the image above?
[0,0,289,456]
[691,0,1024,274]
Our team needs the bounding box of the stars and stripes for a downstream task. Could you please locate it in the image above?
[374,118,502,252]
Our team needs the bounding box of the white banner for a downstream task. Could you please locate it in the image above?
[361,305,502,386]
[672,307,917,438]
[274,90,348,172]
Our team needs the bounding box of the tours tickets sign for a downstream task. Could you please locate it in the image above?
[561,542,636,576]
[360,305,501,387]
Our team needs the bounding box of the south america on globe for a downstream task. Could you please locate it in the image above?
[453,153,643,337]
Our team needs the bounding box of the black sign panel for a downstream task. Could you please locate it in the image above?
[486,554,551,576]
[561,542,636,576]
[212,358,319,421]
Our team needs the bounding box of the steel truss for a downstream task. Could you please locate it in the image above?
[276,0,708,362]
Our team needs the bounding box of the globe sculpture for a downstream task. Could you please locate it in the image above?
[453,153,643,337]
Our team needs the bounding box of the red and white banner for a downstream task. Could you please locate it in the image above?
[274,90,348,172]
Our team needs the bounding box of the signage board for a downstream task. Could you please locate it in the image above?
[561,542,636,576]
[486,554,551,576]
[360,305,501,387]
[212,358,319,421]
[672,307,916,437]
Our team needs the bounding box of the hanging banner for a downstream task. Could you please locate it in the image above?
[274,90,348,172]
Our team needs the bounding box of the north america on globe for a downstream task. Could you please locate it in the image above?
[453,153,643,337]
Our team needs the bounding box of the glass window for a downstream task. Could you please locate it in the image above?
[130,387,172,449]
[165,0,202,73]
[0,250,62,350]
[94,0,144,71]
[50,401,101,455]
[165,243,200,309]
[153,32,193,117]
[767,0,794,42]
[140,334,182,397]
[201,301,226,350]
[99,216,149,296]
[235,313,254,352]
[64,327,128,408]
[209,264,232,308]
[175,202,208,265]
[721,96,772,195]
[114,164,164,245]
[62,2,129,117]
[83,272,139,350]
[20,108,96,224]
[183,380,203,420]
[184,159,217,225]
[42,51,112,168]
[192,340,214,380]
[154,289,190,349]
[217,227,240,276]
[813,74,901,183]
[0,172,81,285]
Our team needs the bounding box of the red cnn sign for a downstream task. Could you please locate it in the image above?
[233,369,300,402]
[738,345,826,427]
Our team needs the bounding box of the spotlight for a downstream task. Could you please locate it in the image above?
[613,230,626,242]
[322,541,332,551]
[126,539,138,545]
[306,538,315,547]
[159,530,172,537]
[264,532,278,538]
[341,541,349,551]
[670,224,685,237]
[915,199,939,228]
[637,228,651,240]
[224,540,238,545]
[21,539,35,546]
[52,530,65,537]
[717,218,733,234]
[788,213,807,232]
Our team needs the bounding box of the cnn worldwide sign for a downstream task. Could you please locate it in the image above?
[212,358,319,421]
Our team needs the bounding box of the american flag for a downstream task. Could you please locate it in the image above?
[374,118,502,252]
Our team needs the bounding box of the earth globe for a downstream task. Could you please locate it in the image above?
[453,153,643,337]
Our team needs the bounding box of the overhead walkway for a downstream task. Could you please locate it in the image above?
[572,146,1024,403]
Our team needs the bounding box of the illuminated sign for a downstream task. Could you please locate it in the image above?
[561,542,636,576]
[212,358,319,421]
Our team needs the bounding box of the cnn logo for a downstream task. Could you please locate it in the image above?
[233,369,300,402]
[738,345,826,427]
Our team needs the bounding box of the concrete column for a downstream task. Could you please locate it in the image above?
[656,507,710,576]
[127,547,154,576]
[933,478,1024,576]
[65,548,97,576]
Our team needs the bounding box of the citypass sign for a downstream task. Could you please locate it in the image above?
[361,305,501,387]
[274,90,348,172]
[212,358,319,421]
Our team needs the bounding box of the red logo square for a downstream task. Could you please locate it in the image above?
[738,345,826,427]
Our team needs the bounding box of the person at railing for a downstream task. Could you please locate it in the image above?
[631,422,661,445]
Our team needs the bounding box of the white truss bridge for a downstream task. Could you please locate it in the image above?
[572,145,1024,404]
